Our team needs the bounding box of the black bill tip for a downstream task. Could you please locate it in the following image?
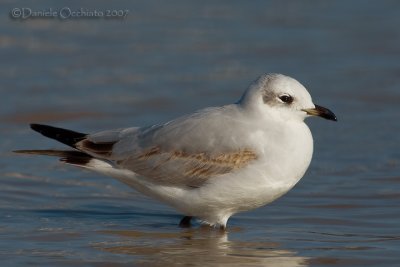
[303,105,337,122]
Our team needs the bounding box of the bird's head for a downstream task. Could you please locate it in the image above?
[239,73,337,122]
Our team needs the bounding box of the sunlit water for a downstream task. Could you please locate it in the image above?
[1,1,400,266]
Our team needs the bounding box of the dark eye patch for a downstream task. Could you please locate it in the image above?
[279,94,293,104]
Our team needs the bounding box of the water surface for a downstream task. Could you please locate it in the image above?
[1,1,399,266]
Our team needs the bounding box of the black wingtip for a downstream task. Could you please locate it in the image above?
[30,123,52,133]
[30,123,87,148]
[13,148,93,166]
[60,156,92,165]
[30,123,42,131]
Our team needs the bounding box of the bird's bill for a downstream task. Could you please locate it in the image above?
[302,105,337,121]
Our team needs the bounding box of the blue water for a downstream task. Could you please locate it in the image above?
[1,1,399,266]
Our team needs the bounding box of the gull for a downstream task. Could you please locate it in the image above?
[15,73,337,229]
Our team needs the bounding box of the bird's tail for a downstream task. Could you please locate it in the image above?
[14,123,119,171]
[14,124,93,167]
[14,124,169,202]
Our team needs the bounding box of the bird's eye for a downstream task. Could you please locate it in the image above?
[278,94,293,104]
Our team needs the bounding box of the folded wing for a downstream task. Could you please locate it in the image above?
[21,106,258,188]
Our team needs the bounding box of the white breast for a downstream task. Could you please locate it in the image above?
[173,120,314,217]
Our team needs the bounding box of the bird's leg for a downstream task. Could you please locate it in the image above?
[179,216,192,228]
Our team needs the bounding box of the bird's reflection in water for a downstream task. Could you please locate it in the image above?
[94,227,308,266]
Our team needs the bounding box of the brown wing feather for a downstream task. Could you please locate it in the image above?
[75,137,258,188]
[120,147,258,188]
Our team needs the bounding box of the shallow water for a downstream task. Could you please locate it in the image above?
[1,1,400,266]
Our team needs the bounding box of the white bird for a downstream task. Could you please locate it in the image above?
[15,73,337,229]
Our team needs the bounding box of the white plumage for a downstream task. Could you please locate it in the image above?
[15,73,337,228]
